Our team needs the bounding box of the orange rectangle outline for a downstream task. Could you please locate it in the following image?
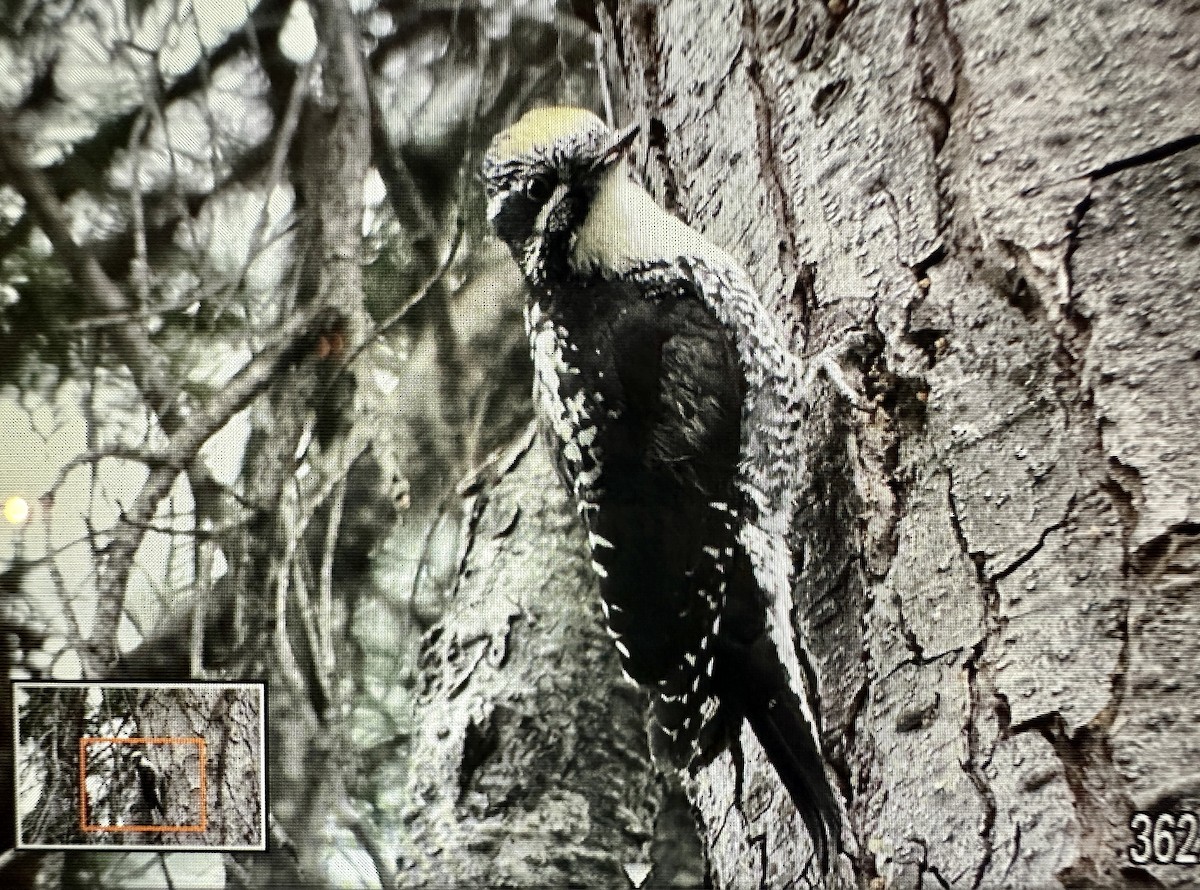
[79,737,207,833]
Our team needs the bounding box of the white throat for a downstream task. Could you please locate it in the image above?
[569,162,731,276]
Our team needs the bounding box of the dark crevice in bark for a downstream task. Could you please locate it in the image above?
[1002,273,1038,319]
[645,116,684,217]
[1166,521,1200,537]
[608,0,689,235]
[1137,779,1200,823]
[1134,522,1200,566]
[741,2,815,341]
[894,692,941,737]
[1115,866,1169,888]
[1020,134,1200,199]
[945,467,986,577]
[805,557,856,624]
[1005,708,1058,742]
[1059,197,1095,363]
[833,677,869,808]
[1035,714,1134,888]
[811,78,849,126]
[759,5,803,57]
[916,97,951,156]
[709,43,749,110]
[997,235,1091,389]
[1132,529,1172,572]
[1088,133,1200,180]
[858,319,906,582]
[893,591,926,665]
[824,0,854,36]
[903,238,949,379]
[923,859,952,889]
[1000,823,1022,886]
[1096,603,1131,733]
[868,307,931,695]
[963,642,998,890]
[1101,456,1140,572]
[987,497,1073,583]
[879,644,968,686]
[748,832,769,889]
[946,468,1000,888]
[826,338,879,851]
[908,243,947,282]
[911,0,963,291]
[902,295,949,369]
[629,4,662,107]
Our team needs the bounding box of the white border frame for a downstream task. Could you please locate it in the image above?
[13,681,268,852]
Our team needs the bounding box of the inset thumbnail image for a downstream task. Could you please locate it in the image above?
[14,682,266,850]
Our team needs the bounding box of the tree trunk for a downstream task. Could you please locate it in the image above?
[398,428,688,887]
[609,0,1200,886]
[417,0,1200,887]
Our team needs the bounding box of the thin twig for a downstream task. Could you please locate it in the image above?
[0,114,177,425]
[318,476,346,680]
[339,796,397,887]
[273,483,308,698]
[231,54,318,300]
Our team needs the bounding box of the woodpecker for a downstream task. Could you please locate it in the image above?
[483,107,839,863]
[129,750,165,819]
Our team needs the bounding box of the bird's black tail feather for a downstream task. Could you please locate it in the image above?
[713,629,840,870]
[745,675,838,868]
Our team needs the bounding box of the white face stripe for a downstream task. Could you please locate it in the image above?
[518,181,573,280]
[533,182,571,236]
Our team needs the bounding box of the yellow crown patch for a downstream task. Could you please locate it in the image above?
[490,106,608,161]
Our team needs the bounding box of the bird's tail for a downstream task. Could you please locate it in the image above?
[713,630,840,870]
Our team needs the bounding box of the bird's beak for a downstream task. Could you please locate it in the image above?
[596,124,640,170]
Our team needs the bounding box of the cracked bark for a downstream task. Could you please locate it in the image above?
[582,1,1200,887]
[415,1,1196,886]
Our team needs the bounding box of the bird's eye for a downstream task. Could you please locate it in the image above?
[526,175,555,204]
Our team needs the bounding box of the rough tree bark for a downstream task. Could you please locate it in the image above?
[398,428,688,887]
[408,1,1199,887]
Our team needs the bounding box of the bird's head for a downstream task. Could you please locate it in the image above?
[482,106,638,281]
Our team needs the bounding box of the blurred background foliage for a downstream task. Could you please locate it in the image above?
[0,0,608,885]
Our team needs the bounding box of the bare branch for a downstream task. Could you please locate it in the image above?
[84,297,342,671]
[0,114,179,428]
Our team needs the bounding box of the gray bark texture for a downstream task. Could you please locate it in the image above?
[398,428,680,887]
[598,0,1200,887]
[408,0,1200,887]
